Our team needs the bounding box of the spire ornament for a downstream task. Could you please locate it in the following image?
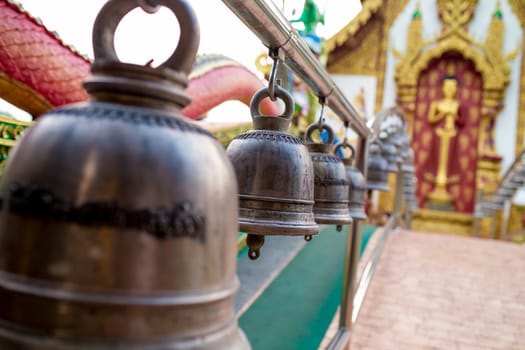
[437,0,478,30]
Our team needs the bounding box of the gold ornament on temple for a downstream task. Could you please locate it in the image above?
[425,63,461,209]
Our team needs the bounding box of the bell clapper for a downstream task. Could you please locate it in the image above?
[246,234,265,260]
[336,225,343,232]
[304,235,312,242]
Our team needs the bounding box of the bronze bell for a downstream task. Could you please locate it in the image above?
[504,177,524,190]
[0,1,249,349]
[335,141,367,220]
[404,180,416,192]
[226,85,319,260]
[402,147,415,174]
[306,123,353,230]
[366,141,390,191]
[478,202,494,216]
[496,187,515,198]
[510,174,525,187]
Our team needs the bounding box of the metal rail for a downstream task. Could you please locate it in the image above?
[215,3,407,349]
[327,165,405,350]
[474,149,525,237]
[352,213,396,323]
[220,0,372,139]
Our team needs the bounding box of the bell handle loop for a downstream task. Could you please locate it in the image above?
[369,141,382,155]
[334,142,356,162]
[305,122,335,145]
[92,0,199,75]
[250,85,294,120]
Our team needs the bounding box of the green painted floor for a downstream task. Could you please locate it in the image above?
[238,224,377,350]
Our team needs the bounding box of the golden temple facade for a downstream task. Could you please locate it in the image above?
[325,0,525,239]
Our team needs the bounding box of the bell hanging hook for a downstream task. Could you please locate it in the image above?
[317,97,326,130]
[138,0,160,14]
[343,121,351,144]
[267,47,284,101]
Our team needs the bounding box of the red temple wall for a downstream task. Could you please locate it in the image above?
[412,53,482,213]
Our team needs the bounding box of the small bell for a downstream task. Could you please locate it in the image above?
[477,202,494,217]
[335,141,367,220]
[379,140,401,173]
[406,196,418,211]
[226,85,319,260]
[366,142,390,191]
[503,176,524,190]
[305,123,353,229]
[510,175,525,187]
[486,200,505,211]
[401,147,415,174]
[496,187,515,198]
[404,185,417,195]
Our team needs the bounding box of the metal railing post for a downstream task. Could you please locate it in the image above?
[490,210,498,239]
[331,136,368,349]
[392,165,405,228]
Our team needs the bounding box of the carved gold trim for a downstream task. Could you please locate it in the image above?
[189,55,244,80]
[0,115,33,127]
[508,0,525,155]
[395,35,509,90]
[325,0,383,54]
[437,0,478,29]
[411,208,474,236]
[478,159,501,171]
[394,1,517,202]
[0,116,33,175]
[375,1,410,114]
[0,71,52,118]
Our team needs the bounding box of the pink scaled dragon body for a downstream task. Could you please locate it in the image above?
[0,0,280,119]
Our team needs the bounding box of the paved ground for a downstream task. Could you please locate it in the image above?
[320,230,525,349]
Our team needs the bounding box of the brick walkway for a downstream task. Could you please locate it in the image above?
[346,230,525,349]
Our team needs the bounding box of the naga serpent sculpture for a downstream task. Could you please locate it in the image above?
[0,0,281,120]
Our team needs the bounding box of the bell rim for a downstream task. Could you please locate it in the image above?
[348,206,368,220]
[0,316,249,349]
[239,221,320,236]
[0,270,240,306]
[365,184,390,191]
[313,215,353,225]
[239,194,314,205]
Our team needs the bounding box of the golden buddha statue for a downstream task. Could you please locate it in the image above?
[425,75,461,209]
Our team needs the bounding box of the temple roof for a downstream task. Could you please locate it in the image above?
[0,0,90,111]
[324,0,383,55]
[4,0,90,61]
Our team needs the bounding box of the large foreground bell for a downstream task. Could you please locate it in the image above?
[226,85,319,259]
[306,124,353,227]
[366,142,390,191]
[335,142,367,220]
[0,1,249,349]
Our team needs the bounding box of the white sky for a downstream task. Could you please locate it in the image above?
[4,0,361,122]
